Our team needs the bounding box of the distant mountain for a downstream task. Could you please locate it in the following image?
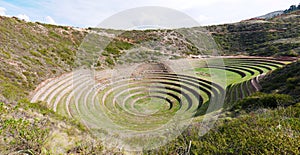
[256,3,300,19]
[257,10,284,19]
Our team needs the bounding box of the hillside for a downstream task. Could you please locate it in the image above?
[0,16,109,154]
[0,16,86,102]
[207,11,300,57]
[81,27,217,68]
[261,60,300,101]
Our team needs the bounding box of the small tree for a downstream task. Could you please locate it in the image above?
[284,5,298,13]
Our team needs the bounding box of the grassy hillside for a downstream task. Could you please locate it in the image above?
[207,11,300,57]
[146,103,300,154]
[261,60,300,101]
[0,99,107,154]
[0,16,86,102]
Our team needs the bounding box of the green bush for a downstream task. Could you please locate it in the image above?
[105,46,120,55]
[0,83,25,101]
[1,118,50,154]
[105,57,115,66]
[67,141,104,154]
[113,41,133,50]
[231,93,295,112]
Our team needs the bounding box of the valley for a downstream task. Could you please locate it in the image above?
[0,4,300,154]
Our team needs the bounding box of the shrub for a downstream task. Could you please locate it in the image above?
[105,57,115,66]
[2,119,50,154]
[0,83,25,101]
[231,93,295,112]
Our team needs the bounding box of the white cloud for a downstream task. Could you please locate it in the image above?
[2,0,300,27]
[45,0,297,27]
[16,14,30,21]
[0,7,6,16]
[45,16,56,25]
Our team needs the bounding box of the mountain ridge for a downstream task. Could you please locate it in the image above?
[257,10,284,19]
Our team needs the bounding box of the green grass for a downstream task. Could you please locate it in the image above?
[0,82,26,101]
[146,102,300,154]
[0,100,106,154]
[195,68,242,85]
[133,97,167,115]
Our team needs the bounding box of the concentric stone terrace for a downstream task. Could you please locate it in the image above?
[30,58,287,150]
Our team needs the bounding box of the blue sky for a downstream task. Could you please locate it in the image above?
[0,0,299,28]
